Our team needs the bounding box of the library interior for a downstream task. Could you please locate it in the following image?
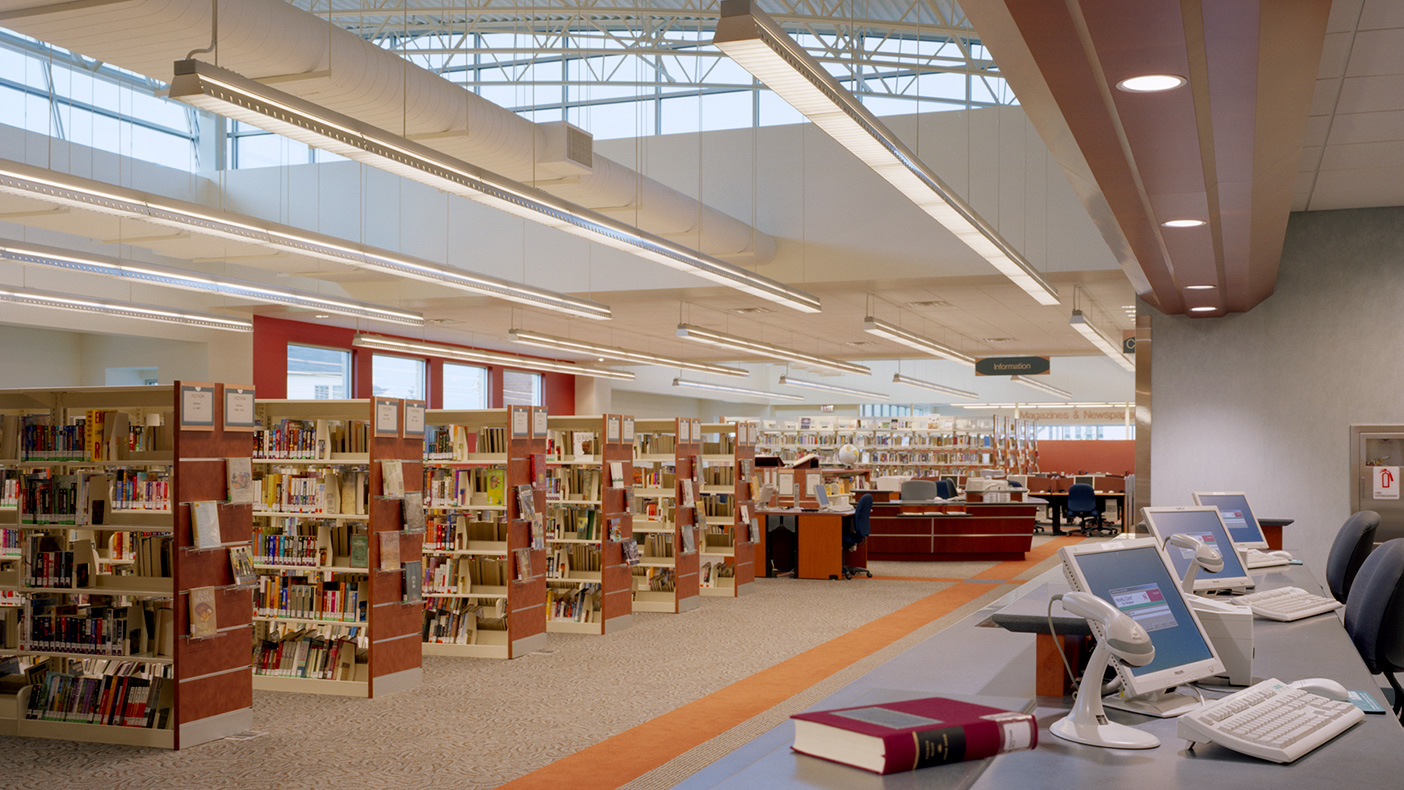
[2,0,1404,787]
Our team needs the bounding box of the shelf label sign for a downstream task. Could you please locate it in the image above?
[1374,466,1399,500]
[975,356,1051,376]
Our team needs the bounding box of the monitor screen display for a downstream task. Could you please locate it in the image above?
[813,483,830,508]
[1073,475,1096,488]
[1071,545,1217,685]
[1192,493,1266,547]
[1143,508,1253,591]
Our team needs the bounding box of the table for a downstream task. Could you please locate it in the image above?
[1038,491,1127,534]
[868,501,1036,560]
[757,510,859,580]
[675,563,1404,789]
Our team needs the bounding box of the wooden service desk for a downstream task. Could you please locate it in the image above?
[867,500,1036,561]
[756,509,861,581]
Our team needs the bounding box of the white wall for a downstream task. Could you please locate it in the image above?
[0,326,83,387]
[1151,206,1404,575]
[0,324,251,389]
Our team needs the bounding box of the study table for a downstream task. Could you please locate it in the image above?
[674,562,1404,789]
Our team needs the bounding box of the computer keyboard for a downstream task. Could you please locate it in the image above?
[1178,678,1363,763]
[1230,586,1342,621]
[1243,549,1291,569]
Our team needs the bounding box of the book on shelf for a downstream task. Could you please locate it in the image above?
[226,457,254,505]
[402,491,425,532]
[513,548,532,581]
[621,539,640,566]
[381,459,405,498]
[516,485,535,519]
[188,587,218,639]
[790,696,1037,775]
[749,519,760,544]
[228,545,257,586]
[379,532,401,571]
[530,514,545,550]
[349,535,369,568]
[681,526,696,554]
[403,560,422,603]
[681,479,696,509]
[609,461,625,488]
[191,501,221,549]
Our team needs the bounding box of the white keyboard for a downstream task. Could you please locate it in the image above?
[1178,678,1363,763]
[1230,586,1342,621]
[1244,549,1291,569]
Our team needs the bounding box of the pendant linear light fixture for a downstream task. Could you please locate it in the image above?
[672,377,804,401]
[0,285,252,332]
[891,373,977,400]
[713,0,1059,306]
[0,241,424,326]
[352,335,633,380]
[861,316,976,367]
[956,402,1129,409]
[777,375,888,401]
[508,329,748,378]
[676,323,870,375]
[0,160,609,321]
[168,59,821,314]
[1069,309,1136,372]
[1010,375,1072,399]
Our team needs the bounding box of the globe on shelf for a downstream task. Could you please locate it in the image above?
[835,444,860,467]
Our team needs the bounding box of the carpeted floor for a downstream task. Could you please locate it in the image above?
[0,535,1088,790]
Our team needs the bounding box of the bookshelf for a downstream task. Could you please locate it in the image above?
[249,398,422,697]
[630,418,700,614]
[420,406,547,659]
[0,383,253,749]
[544,414,633,634]
[698,422,757,598]
[755,416,1038,477]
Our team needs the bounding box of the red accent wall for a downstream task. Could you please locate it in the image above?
[1038,440,1135,476]
[253,316,576,414]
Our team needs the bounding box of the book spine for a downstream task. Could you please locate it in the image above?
[880,717,1035,774]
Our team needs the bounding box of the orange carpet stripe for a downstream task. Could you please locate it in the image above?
[871,575,968,582]
[972,536,1085,581]
[499,581,1001,790]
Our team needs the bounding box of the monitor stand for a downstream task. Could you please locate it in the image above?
[1102,688,1201,718]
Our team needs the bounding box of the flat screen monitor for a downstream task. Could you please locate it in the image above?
[1059,539,1223,698]
[1191,492,1268,549]
[813,483,830,509]
[1141,506,1255,593]
[1073,475,1096,488]
[1008,475,1028,489]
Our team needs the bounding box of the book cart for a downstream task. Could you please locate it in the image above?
[0,383,253,748]
[698,422,757,598]
[249,398,422,697]
[630,418,701,614]
[544,414,633,634]
[420,405,547,659]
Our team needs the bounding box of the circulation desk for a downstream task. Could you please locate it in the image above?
[866,495,1036,561]
[674,563,1404,789]
[756,510,859,580]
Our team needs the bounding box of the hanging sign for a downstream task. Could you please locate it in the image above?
[975,356,1051,376]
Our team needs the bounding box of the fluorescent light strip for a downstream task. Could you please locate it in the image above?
[168,59,820,315]
[0,160,610,321]
[672,377,804,401]
[352,335,633,380]
[778,375,888,400]
[676,323,869,375]
[0,285,251,332]
[956,402,1130,409]
[0,242,423,325]
[714,1,1058,306]
[861,316,976,367]
[508,329,747,378]
[1069,309,1136,372]
[1010,375,1072,399]
[891,373,977,399]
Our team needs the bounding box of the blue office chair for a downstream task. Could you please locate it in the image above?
[935,479,957,500]
[843,494,873,579]
[1328,510,1380,603]
[1344,538,1404,721]
[1065,483,1105,533]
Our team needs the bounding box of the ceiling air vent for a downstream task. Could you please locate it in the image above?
[537,121,594,175]
[906,299,951,308]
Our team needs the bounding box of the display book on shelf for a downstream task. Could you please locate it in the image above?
[754,415,1038,477]
[248,398,422,697]
[0,383,254,749]
[544,414,634,634]
[698,422,758,598]
[419,405,547,659]
[630,418,701,614]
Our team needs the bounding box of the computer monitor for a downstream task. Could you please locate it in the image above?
[1191,491,1268,549]
[813,483,830,509]
[1141,506,1254,593]
[1008,475,1028,489]
[1073,475,1096,489]
[1060,539,1224,703]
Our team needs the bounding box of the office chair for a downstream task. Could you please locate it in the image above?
[1066,483,1109,534]
[934,479,957,500]
[900,479,938,502]
[843,494,873,579]
[1327,510,1381,603]
[1344,538,1404,722]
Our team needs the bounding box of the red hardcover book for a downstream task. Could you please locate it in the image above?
[791,696,1037,775]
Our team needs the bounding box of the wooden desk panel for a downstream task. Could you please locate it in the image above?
[869,508,1035,561]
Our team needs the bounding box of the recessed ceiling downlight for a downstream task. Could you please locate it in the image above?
[1117,74,1187,93]
[1162,219,1207,228]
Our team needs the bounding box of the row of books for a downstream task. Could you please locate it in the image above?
[253,469,370,515]
[699,561,735,587]
[1,526,18,554]
[252,528,328,567]
[635,468,675,488]
[423,514,507,552]
[545,467,602,501]
[633,433,676,455]
[1,474,18,507]
[26,669,171,729]
[553,508,602,540]
[546,582,600,622]
[422,600,506,644]
[547,429,596,461]
[253,633,361,681]
[640,533,675,559]
[422,424,507,459]
[422,556,473,595]
[253,577,368,622]
[424,467,505,508]
[110,469,170,511]
[12,470,166,524]
[110,533,172,578]
[702,466,735,486]
[634,567,675,592]
[20,537,91,589]
[253,418,370,460]
[16,602,138,656]
[547,545,601,579]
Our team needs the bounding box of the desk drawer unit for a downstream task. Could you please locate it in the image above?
[869,513,1034,561]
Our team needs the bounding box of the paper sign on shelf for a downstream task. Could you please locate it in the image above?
[1374,466,1400,500]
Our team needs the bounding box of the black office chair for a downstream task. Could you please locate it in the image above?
[1327,510,1381,603]
[935,479,957,500]
[1344,538,1404,721]
[900,479,938,502]
[1065,483,1108,534]
[842,494,873,579]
